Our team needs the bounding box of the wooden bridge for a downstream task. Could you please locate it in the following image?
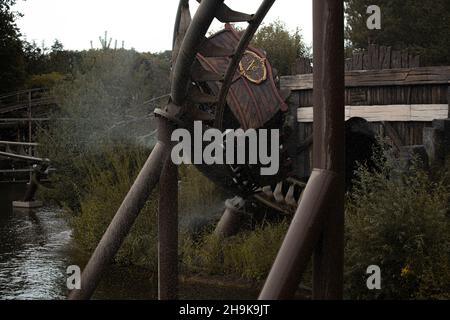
[0,88,55,183]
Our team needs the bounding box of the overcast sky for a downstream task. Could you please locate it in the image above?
[13,0,313,53]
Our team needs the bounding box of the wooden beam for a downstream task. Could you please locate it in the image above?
[448,83,450,118]
[0,168,34,173]
[382,121,404,148]
[0,151,49,162]
[297,104,449,122]
[281,66,450,91]
[0,140,39,146]
[0,168,55,174]
[0,118,50,122]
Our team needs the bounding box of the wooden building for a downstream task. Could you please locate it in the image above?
[282,64,450,177]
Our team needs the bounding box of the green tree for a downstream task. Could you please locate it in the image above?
[252,20,308,76]
[38,49,171,209]
[22,40,46,75]
[345,0,450,66]
[0,0,26,94]
[51,39,64,52]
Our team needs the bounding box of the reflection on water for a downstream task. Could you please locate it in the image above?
[0,184,73,300]
[0,183,259,300]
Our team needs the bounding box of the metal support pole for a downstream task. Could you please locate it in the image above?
[158,130,178,300]
[69,117,173,300]
[259,0,345,300]
[312,0,345,300]
[214,196,245,238]
[258,169,338,299]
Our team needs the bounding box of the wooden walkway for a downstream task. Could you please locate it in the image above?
[0,89,55,182]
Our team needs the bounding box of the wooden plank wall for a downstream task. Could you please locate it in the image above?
[297,105,449,122]
[345,45,421,71]
[291,45,421,75]
[283,66,450,150]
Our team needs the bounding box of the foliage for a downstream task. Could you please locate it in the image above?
[181,221,288,281]
[23,39,84,77]
[0,0,26,94]
[252,20,308,76]
[345,145,450,299]
[178,165,224,217]
[36,48,224,268]
[345,0,450,65]
[69,144,159,268]
[26,72,65,89]
[38,49,170,210]
[53,145,223,269]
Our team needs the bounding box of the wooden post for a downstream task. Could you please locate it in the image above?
[312,0,345,300]
[28,90,32,180]
[28,90,32,148]
[447,83,450,118]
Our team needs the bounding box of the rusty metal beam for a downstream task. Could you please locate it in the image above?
[172,0,189,49]
[215,0,276,130]
[171,0,225,106]
[259,0,345,300]
[214,196,245,237]
[312,0,345,300]
[68,117,173,300]
[258,169,338,299]
[158,148,179,300]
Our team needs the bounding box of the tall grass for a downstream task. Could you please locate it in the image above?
[70,144,159,268]
[181,221,289,281]
[66,146,225,270]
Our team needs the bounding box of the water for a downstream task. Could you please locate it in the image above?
[0,183,260,300]
[0,183,73,299]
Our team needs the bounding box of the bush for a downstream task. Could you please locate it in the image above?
[345,145,450,299]
[70,144,158,268]
[37,49,171,211]
[26,72,65,89]
[181,221,289,281]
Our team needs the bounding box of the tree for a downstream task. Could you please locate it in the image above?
[252,20,308,76]
[38,49,171,210]
[0,0,26,94]
[51,39,64,52]
[345,0,450,66]
[22,40,46,75]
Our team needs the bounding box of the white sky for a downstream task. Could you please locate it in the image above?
[13,0,313,53]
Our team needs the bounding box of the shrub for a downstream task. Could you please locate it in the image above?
[181,221,289,281]
[70,144,158,268]
[26,72,65,89]
[345,146,450,299]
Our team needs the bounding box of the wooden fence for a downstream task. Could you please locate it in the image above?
[291,44,421,75]
[282,65,450,177]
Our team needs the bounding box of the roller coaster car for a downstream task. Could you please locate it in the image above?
[159,23,376,207]
[195,24,287,130]
[188,25,296,197]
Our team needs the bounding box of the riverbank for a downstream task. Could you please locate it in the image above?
[0,183,271,300]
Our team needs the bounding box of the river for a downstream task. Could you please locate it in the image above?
[0,183,259,300]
